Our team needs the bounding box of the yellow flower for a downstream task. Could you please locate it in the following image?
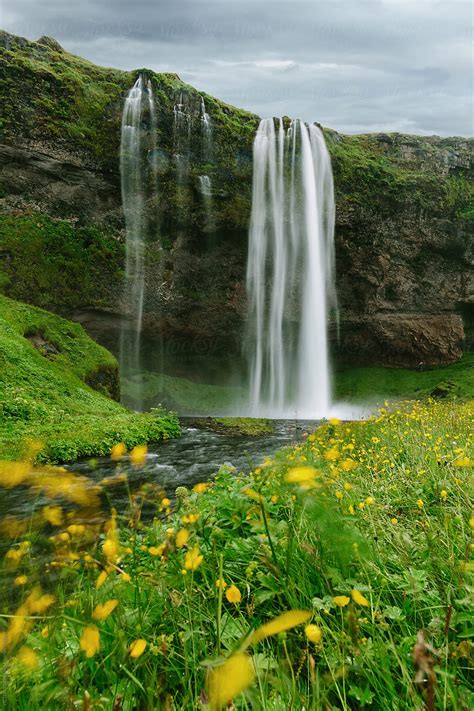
[182,513,200,524]
[351,589,370,607]
[80,626,100,658]
[416,499,424,509]
[453,456,473,468]
[42,505,64,526]
[0,461,30,488]
[30,594,55,614]
[111,442,127,460]
[365,496,375,506]
[121,573,131,582]
[175,529,190,548]
[243,488,264,502]
[216,578,227,589]
[16,646,39,670]
[161,497,171,507]
[41,626,49,638]
[130,444,147,466]
[324,448,340,462]
[92,599,118,621]
[335,491,343,500]
[102,538,119,562]
[193,482,209,493]
[96,570,108,589]
[391,517,398,525]
[184,546,203,571]
[469,516,474,529]
[285,466,318,484]
[226,585,242,604]
[250,610,312,643]
[333,595,350,608]
[440,490,448,500]
[328,418,341,426]
[371,437,380,444]
[341,459,357,472]
[14,575,28,586]
[207,653,255,710]
[305,624,322,644]
[149,544,166,556]
[129,639,147,658]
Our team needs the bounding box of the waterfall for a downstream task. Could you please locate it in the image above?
[199,97,214,232]
[200,96,213,162]
[120,75,157,406]
[173,92,191,185]
[246,117,336,418]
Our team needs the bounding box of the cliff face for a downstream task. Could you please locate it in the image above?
[0,31,472,371]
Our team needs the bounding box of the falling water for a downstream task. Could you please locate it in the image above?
[173,92,191,184]
[120,75,157,405]
[246,117,336,418]
[200,96,213,162]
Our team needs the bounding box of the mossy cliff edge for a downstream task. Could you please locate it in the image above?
[0,31,472,369]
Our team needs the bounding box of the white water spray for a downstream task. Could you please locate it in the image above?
[246,118,337,418]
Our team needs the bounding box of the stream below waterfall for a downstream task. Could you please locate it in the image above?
[0,420,318,525]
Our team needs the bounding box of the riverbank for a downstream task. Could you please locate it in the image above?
[0,295,180,462]
[0,398,472,709]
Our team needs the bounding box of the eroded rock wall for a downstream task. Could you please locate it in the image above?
[0,31,472,369]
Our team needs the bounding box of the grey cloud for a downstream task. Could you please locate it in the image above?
[2,0,472,135]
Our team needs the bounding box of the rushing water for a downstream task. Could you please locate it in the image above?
[0,422,315,526]
[246,118,337,419]
[119,76,157,403]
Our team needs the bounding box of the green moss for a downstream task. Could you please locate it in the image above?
[123,371,245,415]
[334,355,474,402]
[328,134,473,219]
[0,295,180,462]
[0,212,124,309]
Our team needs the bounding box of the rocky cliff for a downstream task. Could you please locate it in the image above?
[0,31,472,374]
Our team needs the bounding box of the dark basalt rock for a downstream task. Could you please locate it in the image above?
[0,31,472,370]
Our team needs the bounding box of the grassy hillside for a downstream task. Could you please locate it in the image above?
[0,295,180,462]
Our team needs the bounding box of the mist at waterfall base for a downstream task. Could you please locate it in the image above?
[118,80,365,420]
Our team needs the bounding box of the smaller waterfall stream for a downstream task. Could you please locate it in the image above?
[246,118,337,418]
[120,75,157,406]
[201,96,213,162]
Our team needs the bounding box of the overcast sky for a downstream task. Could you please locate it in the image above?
[2,0,473,136]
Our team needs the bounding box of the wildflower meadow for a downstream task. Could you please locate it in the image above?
[0,399,472,709]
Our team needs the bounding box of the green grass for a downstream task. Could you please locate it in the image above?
[335,354,474,402]
[0,398,472,709]
[123,370,246,414]
[0,295,180,462]
[0,213,124,310]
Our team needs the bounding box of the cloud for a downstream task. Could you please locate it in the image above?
[1,0,472,135]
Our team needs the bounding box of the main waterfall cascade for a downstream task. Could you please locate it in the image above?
[246,117,337,418]
[119,75,158,405]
